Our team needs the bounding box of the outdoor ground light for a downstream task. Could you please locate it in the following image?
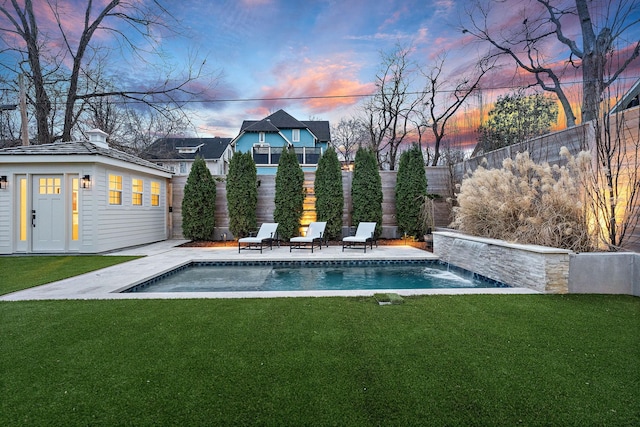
[82,174,91,189]
[0,175,7,189]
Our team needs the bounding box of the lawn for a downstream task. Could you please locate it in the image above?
[1,294,638,426]
[0,255,140,296]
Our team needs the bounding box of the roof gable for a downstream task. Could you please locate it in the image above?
[264,109,306,129]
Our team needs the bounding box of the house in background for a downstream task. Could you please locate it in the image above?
[611,77,640,113]
[0,129,172,254]
[142,137,233,176]
[231,109,330,174]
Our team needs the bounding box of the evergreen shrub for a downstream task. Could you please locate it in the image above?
[314,147,344,240]
[226,152,257,238]
[182,157,216,240]
[395,145,428,238]
[274,146,305,240]
[351,148,383,237]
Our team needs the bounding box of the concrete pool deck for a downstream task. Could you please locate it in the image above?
[1,240,539,301]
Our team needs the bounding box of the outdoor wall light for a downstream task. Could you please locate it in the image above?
[82,174,91,189]
[0,176,7,189]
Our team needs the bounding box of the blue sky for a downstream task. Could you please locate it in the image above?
[2,0,640,147]
[165,0,465,137]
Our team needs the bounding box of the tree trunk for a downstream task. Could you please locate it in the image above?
[22,0,51,144]
[577,0,609,124]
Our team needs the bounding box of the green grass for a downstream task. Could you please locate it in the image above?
[1,295,639,426]
[0,256,140,295]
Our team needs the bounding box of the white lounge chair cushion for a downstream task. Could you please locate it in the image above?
[238,223,278,243]
[343,222,376,242]
[290,222,326,243]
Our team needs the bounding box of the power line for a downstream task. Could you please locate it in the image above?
[3,75,638,106]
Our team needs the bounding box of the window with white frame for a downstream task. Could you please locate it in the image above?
[151,181,161,206]
[292,128,300,142]
[132,178,143,206]
[109,174,122,205]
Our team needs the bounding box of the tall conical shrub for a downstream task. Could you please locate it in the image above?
[182,156,216,240]
[314,147,343,240]
[395,144,428,238]
[351,147,382,237]
[274,145,305,240]
[227,151,257,238]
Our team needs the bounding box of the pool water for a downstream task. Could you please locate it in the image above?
[124,262,507,293]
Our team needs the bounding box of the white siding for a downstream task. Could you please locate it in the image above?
[90,165,168,253]
[0,159,169,254]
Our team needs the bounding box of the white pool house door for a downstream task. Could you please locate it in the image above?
[32,175,65,252]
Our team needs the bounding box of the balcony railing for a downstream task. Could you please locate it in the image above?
[252,146,322,165]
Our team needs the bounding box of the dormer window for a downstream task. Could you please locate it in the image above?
[177,143,204,154]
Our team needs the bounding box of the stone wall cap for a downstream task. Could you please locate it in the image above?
[433,231,573,255]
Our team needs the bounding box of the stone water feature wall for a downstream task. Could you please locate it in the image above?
[433,231,572,293]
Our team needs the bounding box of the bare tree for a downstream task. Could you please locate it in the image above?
[0,0,212,144]
[0,79,20,146]
[425,55,492,166]
[585,85,640,250]
[75,57,194,154]
[463,0,640,126]
[101,106,191,156]
[330,117,366,165]
[408,103,430,151]
[362,44,424,170]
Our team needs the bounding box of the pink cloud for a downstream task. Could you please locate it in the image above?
[256,57,375,114]
[379,7,407,30]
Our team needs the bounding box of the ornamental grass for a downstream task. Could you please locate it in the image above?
[451,148,596,252]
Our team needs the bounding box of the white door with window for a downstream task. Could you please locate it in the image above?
[32,175,65,251]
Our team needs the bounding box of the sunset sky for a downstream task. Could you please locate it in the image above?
[1,0,640,151]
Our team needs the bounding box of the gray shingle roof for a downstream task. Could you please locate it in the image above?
[0,140,172,173]
[242,119,281,133]
[264,109,307,128]
[142,137,232,160]
[302,120,331,142]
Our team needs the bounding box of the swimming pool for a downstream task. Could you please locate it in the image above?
[122,261,509,293]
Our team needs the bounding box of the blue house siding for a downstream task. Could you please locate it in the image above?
[231,110,330,174]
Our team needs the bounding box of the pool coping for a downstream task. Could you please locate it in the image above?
[0,240,540,301]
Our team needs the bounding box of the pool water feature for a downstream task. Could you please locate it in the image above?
[123,261,509,293]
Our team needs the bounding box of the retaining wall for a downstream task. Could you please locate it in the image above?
[569,253,640,296]
[434,230,640,295]
[433,231,571,293]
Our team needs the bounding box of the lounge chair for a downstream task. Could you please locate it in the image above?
[342,222,377,253]
[289,222,327,253]
[238,223,279,253]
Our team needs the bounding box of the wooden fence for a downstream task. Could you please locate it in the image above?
[170,167,453,240]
